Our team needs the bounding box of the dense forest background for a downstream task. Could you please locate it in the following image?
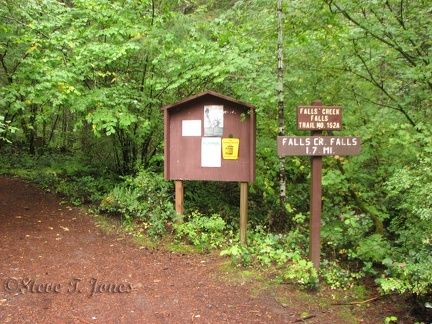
[1,0,431,316]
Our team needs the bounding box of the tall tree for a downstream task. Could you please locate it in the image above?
[0,0,74,154]
[273,0,287,230]
[323,0,432,127]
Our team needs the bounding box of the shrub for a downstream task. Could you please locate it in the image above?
[220,225,308,267]
[173,211,228,249]
[100,169,176,238]
[283,257,319,289]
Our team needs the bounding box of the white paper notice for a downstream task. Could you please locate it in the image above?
[201,137,221,167]
[204,105,224,136]
[182,120,201,136]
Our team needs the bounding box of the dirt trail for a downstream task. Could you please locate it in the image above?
[0,176,351,323]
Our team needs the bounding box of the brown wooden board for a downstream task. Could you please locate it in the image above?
[297,106,342,130]
[162,91,256,182]
[277,136,360,156]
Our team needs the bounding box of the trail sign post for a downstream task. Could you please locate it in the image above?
[277,100,361,270]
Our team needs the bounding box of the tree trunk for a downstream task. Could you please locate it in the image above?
[271,0,287,231]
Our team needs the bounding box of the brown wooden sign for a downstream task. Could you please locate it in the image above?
[277,136,361,156]
[161,90,256,182]
[280,99,361,271]
[297,106,342,130]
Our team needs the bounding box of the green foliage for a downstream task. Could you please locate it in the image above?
[173,211,228,249]
[321,210,374,259]
[55,175,109,206]
[386,155,432,223]
[385,316,398,324]
[375,129,432,295]
[376,251,432,296]
[324,0,432,126]
[321,260,364,290]
[182,181,240,224]
[220,225,319,289]
[283,258,319,290]
[220,225,308,267]
[100,169,175,238]
[0,150,113,205]
[0,115,18,143]
[356,234,390,263]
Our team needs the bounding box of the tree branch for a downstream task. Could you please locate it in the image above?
[351,41,417,127]
[325,1,418,67]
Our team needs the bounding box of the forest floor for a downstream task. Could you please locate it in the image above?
[0,175,417,323]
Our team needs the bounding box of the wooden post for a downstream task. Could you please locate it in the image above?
[309,100,323,271]
[175,180,184,222]
[309,145,322,270]
[240,182,248,244]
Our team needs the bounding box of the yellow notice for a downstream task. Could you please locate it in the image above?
[222,138,240,160]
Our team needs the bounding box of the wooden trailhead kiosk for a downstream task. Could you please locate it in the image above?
[161,90,256,243]
[277,100,361,270]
